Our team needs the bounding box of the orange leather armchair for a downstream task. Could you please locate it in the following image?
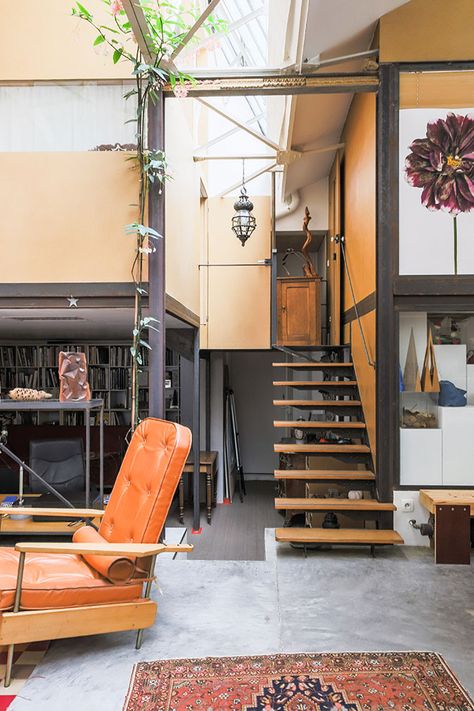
[0,418,192,687]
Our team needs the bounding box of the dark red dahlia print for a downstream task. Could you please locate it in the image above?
[405,112,474,215]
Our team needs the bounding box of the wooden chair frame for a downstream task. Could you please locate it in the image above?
[0,507,192,687]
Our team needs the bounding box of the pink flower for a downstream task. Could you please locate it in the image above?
[173,84,189,99]
[110,0,123,16]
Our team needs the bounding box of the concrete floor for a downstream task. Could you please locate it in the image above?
[10,537,474,710]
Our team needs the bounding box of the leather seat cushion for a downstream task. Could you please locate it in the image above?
[0,548,143,611]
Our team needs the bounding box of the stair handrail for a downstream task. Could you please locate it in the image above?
[336,235,376,369]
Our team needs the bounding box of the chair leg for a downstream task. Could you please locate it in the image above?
[135,554,157,651]
[4,644,14,688]
[4,551,26,687]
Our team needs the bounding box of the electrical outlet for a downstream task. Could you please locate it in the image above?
[401,498,414,513]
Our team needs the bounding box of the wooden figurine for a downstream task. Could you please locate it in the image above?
[403,329,422,392]
[421,330,440,392]
[301,207,318,278]
[59,351,91,402]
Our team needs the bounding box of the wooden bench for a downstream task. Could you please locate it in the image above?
[179,451,218,525]
[419,489,474,565]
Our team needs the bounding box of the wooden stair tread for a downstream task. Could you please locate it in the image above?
[273,381,357,387]
[274,444,370,453]
[273,400,361,407]
[274,470,376,480]
[275,528,404,545]
[273,421,365,429]
[275,497,396,511]
[273,362,353,368]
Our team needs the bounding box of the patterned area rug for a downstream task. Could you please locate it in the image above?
[124,651,474,710]
[0,642,49,710]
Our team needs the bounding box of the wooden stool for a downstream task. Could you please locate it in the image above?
[178,451,217,524]
[420,489,474,564]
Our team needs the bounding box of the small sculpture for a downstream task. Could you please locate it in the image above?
[8,388,52,401]
[59,352,91,402]
[281,206,319,277]
[301,206,318,278]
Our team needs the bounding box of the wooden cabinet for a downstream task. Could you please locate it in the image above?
[276,277,321,346]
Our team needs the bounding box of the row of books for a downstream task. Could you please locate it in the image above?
[110,368,129,390]
[110,346,131,367]
[89,366,109,390]
[0,347,15,367]
[88,346,110,365]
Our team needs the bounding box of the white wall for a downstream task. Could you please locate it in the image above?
[276,178,329,231]
[228,351,278,477]
[393,490,431,547]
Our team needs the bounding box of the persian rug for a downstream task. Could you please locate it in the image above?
[124,651,474,711]
[0,641,49,710]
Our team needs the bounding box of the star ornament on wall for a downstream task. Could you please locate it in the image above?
[67,295,79,308]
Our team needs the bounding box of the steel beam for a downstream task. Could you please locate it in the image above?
[171,0,222,61]
[148,91,166,419]
[164,73,379,97]
[197,98,279,150]
[193,328,201,532]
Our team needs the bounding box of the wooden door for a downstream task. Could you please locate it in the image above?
[327,151,342,345]
[276,277,320,346]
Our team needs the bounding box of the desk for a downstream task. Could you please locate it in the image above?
[420,489,474,565]
[0,399,104,506]
[0,494,102,536]
[179,452,217,524]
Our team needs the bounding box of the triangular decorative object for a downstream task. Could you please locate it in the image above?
[403,328,421,392]
[421,330,440,392]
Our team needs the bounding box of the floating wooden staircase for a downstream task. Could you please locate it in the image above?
[273,346,403,555]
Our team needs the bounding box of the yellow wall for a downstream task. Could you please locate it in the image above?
[380,0,474,63]
[0,152,138,283]
[341,92,376,456]
[0,0,130,81]
[165,99,202,317]
[201,196,272,349]
[342,93,376,311]
[400,71,474,109]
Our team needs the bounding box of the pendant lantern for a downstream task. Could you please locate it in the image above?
[231,160,256,246]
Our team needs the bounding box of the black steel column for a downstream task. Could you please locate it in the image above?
[148,91,166,419]
[376,64,400,505]
[193,328,201,531]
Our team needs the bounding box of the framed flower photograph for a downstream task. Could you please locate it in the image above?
[399,108,474,275]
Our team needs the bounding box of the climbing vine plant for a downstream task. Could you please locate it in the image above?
[72,0,225,431]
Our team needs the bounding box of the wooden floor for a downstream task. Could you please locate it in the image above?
[167,480,282,561]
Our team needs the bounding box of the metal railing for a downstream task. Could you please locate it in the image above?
[337,235,376,369]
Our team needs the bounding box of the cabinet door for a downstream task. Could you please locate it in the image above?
[277,279,319,346]
[438,407,474,485]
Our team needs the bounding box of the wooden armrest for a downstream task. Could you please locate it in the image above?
[0,507,105,518]
[14,542,193,558]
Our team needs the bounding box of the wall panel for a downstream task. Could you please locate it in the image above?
[201,196,272,349]
[0,0,130,81]
[380,0,474,63]
[0,152,137,283]
[342,93,376,311]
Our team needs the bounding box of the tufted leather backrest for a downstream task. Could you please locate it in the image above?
[99,418,191,544]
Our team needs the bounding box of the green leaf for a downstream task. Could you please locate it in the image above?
[93,35,105,46]
[140,339,152,350]
[76,2,91,18]
[113,48,122,64]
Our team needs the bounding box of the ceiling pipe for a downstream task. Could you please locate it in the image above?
[275,189,301,220]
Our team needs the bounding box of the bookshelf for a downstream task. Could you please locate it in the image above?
[0,342,183,427]
[0,342,150,427]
